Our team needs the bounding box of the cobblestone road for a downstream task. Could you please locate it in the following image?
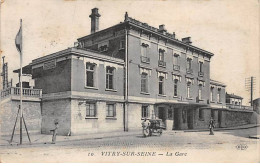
[0,127,259,162]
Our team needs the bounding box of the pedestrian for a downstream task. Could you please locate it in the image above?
[141,118,151,137]
[50,121,59,144]
[209,117,215,135]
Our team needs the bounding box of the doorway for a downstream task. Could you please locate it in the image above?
[158,107,166,128]
[173,108,180,130]
[187,109,194,129]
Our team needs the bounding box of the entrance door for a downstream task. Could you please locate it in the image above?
[158,107,166,128]
[187,109,194,129]
[173,108,180,130]
[218,111,222,127]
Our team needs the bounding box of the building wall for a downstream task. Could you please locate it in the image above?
[41,99,71,135]
[70,99,124,135]
[127,31,210,104]
[71,57,124,98]
[32,59,72,94]
[0,99,41,136]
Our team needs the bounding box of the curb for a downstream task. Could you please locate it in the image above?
[183,124,260,132]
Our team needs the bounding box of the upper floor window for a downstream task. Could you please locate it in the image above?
[159,76,165,95]
[173,54,180,71]
[141,72,148,93]
[187,58,192,70]
[187,82,191,98]
[217,88,221,103]
[141,44,150,63]
[174,79,178,97]
[210,87,214,101]
[141,105,149,118]
[158,49,166,67]
[86,103,96,117]
[106,104,116,117]
[186,58,193,74]
[199,61,203,72]
[106,67,114,90]
[159,49,165,61]
[198,85,202,100]
[86,63,96,87]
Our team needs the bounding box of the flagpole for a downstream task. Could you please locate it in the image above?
[19,19,23,145]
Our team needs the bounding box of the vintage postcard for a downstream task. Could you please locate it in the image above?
[0,0,259,163]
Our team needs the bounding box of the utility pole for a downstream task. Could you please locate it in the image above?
[245,76,256,106]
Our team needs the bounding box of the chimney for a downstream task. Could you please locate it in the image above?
[89,8,101,34]
[182,37,192,45]
[158,24,167,34]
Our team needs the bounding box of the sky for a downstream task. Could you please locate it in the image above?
[0,0,259,105]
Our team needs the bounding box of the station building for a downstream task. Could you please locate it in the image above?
[0,8,256,136]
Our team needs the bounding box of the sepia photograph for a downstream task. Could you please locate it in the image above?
[0,0,259,163]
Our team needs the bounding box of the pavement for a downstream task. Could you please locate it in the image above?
[0,123,259,146]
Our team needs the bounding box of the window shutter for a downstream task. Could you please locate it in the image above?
[147,107,150,118]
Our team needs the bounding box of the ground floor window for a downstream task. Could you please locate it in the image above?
[86,103,96,117]
[141,105,149,118]
[106,104,116,117]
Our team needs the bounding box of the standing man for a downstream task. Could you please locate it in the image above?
[50,121,59,144]
[209,117,215,135]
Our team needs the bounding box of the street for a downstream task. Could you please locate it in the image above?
[0,127,259,163]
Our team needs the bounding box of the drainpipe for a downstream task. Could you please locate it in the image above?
[123,28,129,132]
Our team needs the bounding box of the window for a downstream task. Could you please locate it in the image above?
[86,63,95,87]
[141,44,150,63]
[173,54,180,70]
[159,49,165,61]
[187,58,192,70]
[173,54,179,65]
[159,76,164,95]
[141,72,148,93]
[198,85,202,100]
[199,61,203,72]
[210,87,214,101]
[187,83,191,98]
[217,89,221,102]
[141,44,148,57]
[142,105,149,118]
[86,103,96,117]
[120,40,125,50]
[199,109,204,120]
[174,79,178,97]
[106,67,114,89]
[106,104,116,117]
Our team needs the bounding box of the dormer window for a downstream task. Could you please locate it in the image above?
[119,40,125,50]
[100,45,108,52]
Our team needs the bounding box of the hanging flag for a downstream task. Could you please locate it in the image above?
[15,20,22,53]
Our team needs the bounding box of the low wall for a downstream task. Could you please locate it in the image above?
[0,98,41,136]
